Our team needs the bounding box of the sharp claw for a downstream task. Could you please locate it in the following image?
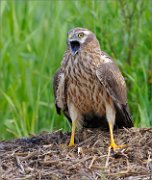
[68,142,75,147]
[109,142,126,151]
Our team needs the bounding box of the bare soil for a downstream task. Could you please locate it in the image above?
[0,128,152,180]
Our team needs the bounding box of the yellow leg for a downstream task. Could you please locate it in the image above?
[109,122,125,150]
[68,121,76,146]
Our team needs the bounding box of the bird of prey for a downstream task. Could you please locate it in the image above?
[53,27,133,150]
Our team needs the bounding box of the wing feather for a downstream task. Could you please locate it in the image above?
[53,68,64,114]
[53,68,71,122]
[96,61,133,127]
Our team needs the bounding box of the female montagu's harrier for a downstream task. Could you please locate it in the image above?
[53,28,133,150]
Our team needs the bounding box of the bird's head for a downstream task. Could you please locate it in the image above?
[67,27,99,56]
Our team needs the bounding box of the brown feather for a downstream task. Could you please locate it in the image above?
[53,68,63,114]
[96,62,127,105]
[53,27,133,129]
[96,62,133,127]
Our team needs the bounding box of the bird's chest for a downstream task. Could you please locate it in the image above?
[65,59,106,114]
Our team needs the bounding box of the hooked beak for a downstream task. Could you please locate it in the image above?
[69,40,80,56]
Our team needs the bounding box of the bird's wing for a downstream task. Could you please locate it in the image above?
[53,68,66,114]
[96,61,127,104]
[96,60,133,127]
[53,68,71,122]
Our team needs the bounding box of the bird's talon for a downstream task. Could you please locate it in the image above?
[109,143,126,151]
[68,143,75,147]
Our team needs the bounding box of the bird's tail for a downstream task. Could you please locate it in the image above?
[115,104,133,128]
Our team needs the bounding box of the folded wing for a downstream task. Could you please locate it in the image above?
[96,61,133,128]
[53,68,71,122]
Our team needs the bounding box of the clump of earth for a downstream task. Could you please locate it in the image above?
[0,128,151,179]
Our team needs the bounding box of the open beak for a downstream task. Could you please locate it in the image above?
[69,40,80,56]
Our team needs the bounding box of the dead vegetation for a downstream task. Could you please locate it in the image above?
[0,128,152,179]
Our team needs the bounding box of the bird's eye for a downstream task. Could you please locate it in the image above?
[78,33,84,38]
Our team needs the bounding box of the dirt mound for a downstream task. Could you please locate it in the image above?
[0,128,152,179]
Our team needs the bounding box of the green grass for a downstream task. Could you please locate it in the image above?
[0,0,152,140]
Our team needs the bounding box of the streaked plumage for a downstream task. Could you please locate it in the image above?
[53,27,133,148]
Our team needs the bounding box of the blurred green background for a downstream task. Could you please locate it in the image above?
[0,0,152,140]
